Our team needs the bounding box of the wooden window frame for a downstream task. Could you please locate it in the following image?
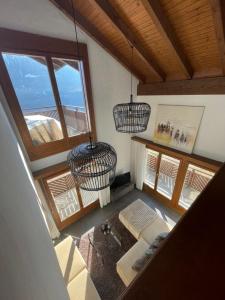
[33,161,99,231]
[0,28,96,161]
[132,136,222,214]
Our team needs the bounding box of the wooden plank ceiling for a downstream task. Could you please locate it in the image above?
[51,0,224,85]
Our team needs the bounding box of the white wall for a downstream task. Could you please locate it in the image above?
[34,180,60,239]
[0,101,69,300]
[137,95,225,162]
[0,0,138,174]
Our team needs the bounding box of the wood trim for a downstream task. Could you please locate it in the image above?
[41,178,63,229]
[0,28,86,56]
[141,0,193,79]
[76,185,85,210]
[93,0,165,81]
[170,159,188,210]
[137,77,225,95]
[81,44,97,141]
[29,133,91,161]
[132,136,222,172]
[46,56,68,139]
[49,0,145,82]
[153,152,161,193]
[209,0,225,75]
[33,161,68,180]
[0,29,97,161]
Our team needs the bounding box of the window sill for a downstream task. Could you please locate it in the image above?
[29,132,93,161]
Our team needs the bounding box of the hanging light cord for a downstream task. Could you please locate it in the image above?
[130,44,133,103]
[71,0,80,58]
[71,0,93,147]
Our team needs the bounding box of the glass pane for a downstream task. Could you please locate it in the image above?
[52,58,89,137]
[79,189,98,208]
[179,164,215,210]
[47,172,80,222]
[2,53,63,146]
[145,149,159,189]
[157,154,180,200]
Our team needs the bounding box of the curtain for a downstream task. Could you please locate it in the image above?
[98,186,110,208]
[131,140,147,190]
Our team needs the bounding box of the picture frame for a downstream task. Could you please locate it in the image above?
[153,104,205,154]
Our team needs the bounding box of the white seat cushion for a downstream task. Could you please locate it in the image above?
[119,199,158,239]
[116,238,149,287]
[67,269,101,300]
[55,236,86,284]
[140,217,170,245]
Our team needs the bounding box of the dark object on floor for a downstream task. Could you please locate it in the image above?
[111,183,134,202]
[110,172,131,190]
[75,212,136,300]
[101,223,111,235]
[101,222,122,247]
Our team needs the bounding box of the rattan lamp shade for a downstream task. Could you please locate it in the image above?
[113,102,151,133]
[68,142,117,191]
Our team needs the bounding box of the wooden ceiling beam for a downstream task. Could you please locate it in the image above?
[93,0,166,81]
[209,0,225,75]
[138,77,225,95]
[141,0,193,79]
[50,0,146,82]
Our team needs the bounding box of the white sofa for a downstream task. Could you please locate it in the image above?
[55,236,101,300]
[117,199,171,287]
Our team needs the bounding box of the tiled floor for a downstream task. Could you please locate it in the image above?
[59,188,181,240]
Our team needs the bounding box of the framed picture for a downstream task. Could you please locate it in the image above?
[153,105,204,154]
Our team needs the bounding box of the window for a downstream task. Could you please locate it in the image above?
[79,189,98,208]
[145,149,159,189]
[2,53,64,145]
[156,154,180,200]
[144,149,180,200]
[47,171,80,222]
[0,31,96,160]
[41,168,99,230]
[142,139,219,213]
[52,58,89,137]
[178,164,215,209]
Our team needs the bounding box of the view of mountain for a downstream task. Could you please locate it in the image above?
[2,53,85,110]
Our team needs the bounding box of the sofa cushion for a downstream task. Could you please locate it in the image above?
[132,232,168,272]
[131,247,154,272]
[119,199,158,239]
[67,269,101,300]
[116,238,149,287]
[140,217,170,245]
[55,236,86,284]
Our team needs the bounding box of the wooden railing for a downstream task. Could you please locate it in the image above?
[23,105,88,133]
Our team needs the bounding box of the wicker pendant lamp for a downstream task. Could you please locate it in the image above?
[68,0,117,191]
[68,138,117,191]
[113,45,151,133]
